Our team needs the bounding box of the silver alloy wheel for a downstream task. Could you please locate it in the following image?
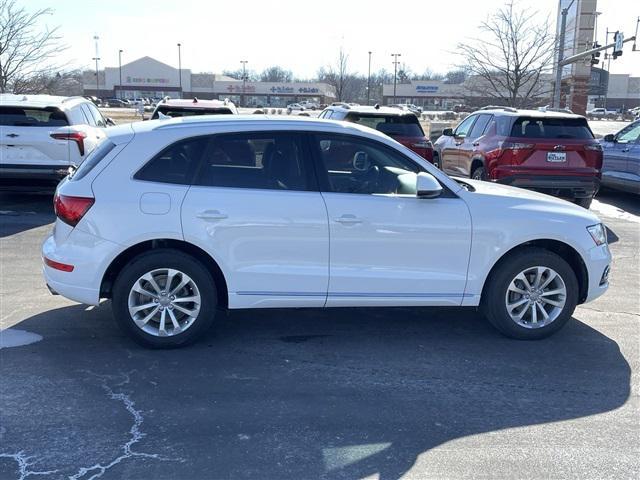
[127,268,201,337]
[504,266,567,329]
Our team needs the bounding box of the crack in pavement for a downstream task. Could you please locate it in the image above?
[68,371,182,480]
[0,452,59,480]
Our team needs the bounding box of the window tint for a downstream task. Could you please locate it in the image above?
[324,110,333,119]
[0,107,68,126]
[494,116,512,136]
[151,106,234,119]
[616,122,640,143]
[314,134,423,195]
[194,132,309,191]
[80,105,96,126]
[86,103,106,127]
[454,115,477,138]
[510,117,594,139]
[135,137,206,185]
[71,140,115,181]
[469,114,492,138]
[344,113,424,137]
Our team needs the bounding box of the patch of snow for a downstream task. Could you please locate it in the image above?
[0,329,42,349]
[591,200,640,224]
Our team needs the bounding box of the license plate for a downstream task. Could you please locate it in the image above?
[547,152,566,162]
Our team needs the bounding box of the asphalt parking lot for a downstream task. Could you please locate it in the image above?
[0,188,638,479]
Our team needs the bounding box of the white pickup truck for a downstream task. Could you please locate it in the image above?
[586,107,618,119]
[0,94,114,188]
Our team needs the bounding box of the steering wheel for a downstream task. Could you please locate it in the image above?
[351,152,380,193]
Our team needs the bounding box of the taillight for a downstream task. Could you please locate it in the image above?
[486,141,535,164]
[585,143,603,151]
[53,194,94,227]
[412,138,433,149]
[50,131,87,156]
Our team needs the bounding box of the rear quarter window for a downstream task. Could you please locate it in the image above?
[135,137,207,184]
[510,117,594,139]
[0,107,68,126]
[70,140,116,181]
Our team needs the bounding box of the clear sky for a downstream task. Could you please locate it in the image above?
[31,0,640,78]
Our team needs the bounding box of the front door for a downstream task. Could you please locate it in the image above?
[310,133,472,307]
[181,131,329,308]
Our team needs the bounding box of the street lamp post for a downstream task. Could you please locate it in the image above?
[92,35,101,97]
[553,0,576,108]
[391,53,401,104]
[118,49,123,99]
[240,60,248,107]
[367,51,372,105]
[177,43,182,99]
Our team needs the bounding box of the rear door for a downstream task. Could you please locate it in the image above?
[180,131,330,309]
[0,105,70,167]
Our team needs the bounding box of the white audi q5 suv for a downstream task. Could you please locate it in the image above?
[42,115,611,347]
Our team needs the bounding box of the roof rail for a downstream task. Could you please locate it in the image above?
[538,106,574,114]
[62,96,85,103]
[479,105,517,112]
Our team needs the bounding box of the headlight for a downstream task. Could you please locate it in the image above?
[587,223,607,246]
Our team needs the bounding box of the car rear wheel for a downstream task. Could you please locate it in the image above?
[112,249,217,348]
[574,197,593,209]
[481,247,578,340]
[471,166,487,180]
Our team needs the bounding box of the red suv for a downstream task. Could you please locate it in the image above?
[433,108,603,208]
[319,105,434,162]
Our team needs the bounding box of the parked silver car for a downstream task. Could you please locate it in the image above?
[600,120,640,195]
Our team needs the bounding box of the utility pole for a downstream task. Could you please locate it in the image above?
[391,53,401,104]
[92,35,101,97]
[240,60,248,107]
[553,0,575,108]
[367,51,372,105]
[118,49,123,99]
[177,43,182,99]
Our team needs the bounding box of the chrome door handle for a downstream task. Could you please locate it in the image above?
[196,210,228,220]
[335,214,362,225]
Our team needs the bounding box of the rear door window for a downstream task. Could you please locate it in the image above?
[0,107,68,126]
[344,113,424,137]
[510,117,594,139]
[86,103,106,127]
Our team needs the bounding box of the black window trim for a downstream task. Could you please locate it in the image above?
[454,114,478,138]
[305,131,457,198]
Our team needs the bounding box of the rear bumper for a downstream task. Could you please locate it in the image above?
[495,174,600,199]
[0,164,70,188]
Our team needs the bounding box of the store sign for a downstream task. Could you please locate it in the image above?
[270,86,294,94]
[416,85,439,93]
[298,87,319,93]
[126,76,171,85]
[227,84,256,93]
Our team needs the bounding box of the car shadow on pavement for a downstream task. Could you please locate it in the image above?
[596,189,640,216]
[0,192,55,238]
[0,304,631,479]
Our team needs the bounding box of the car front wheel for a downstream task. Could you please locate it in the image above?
[112,249,217,348]
[481,247,578,340]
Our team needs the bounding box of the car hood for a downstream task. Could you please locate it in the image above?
[461,178,602,224]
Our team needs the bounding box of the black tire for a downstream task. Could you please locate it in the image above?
[433,152,441,169]
[112,249,217,348]
[481,247,578,340]
[471,166,487,181]
[574,197,593,209]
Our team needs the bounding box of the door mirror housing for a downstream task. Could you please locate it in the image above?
[603,133,616,142]
[442,128,454,136]
[416,172,443,199]
[105,117,116,127]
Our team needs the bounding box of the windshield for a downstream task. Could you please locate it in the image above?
[152,106,234,119]
[0,106,68,126]
[344,113,425,137]
[510,117,594,139]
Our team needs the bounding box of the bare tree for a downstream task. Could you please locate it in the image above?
[318,47,351,101]
[259,66,292,83]
[0,0,66,93]
[456,1,555,107]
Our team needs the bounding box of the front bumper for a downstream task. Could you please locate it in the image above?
[583,243,612,303]
[495,174,600,199]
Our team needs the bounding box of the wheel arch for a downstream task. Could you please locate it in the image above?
[480,238,589,305]
[100,238,229,308]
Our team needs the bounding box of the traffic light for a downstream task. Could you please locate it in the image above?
[613,31,624,59]
[591,43,601,65]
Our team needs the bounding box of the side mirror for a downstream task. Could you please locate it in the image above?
[442,128,454,136]
[416,172,443,199]
[603,134,616,142]
[105,117,116,127]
